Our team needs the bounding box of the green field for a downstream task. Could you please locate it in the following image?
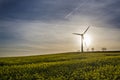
[0,52,120,80]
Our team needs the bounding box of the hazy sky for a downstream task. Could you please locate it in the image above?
[0,0,120,57]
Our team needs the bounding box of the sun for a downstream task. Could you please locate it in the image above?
[84,34,92,47]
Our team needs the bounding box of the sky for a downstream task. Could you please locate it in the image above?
[0,0,120,57]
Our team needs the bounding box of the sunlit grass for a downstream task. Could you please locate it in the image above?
[0,52,120,80]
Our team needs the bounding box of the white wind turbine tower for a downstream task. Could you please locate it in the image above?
[73,26,90,52]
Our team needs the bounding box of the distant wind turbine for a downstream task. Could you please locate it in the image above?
[73,26,90,52]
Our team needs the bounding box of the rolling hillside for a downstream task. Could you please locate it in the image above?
[0,52,120,80]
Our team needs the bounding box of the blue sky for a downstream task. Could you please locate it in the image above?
[0,0,120,57]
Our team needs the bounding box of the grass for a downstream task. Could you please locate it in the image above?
[0,52,120,80]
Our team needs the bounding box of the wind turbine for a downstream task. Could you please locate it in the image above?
[73,26,90,52]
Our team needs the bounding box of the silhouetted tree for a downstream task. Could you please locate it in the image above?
[102,48,107,51]
[87,48,89,52]
[91,48,94,52]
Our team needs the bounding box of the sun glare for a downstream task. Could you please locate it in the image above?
[84,34,92,47]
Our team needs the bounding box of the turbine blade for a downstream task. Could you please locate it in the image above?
[72,33,82,35]
[83,26,90,34]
